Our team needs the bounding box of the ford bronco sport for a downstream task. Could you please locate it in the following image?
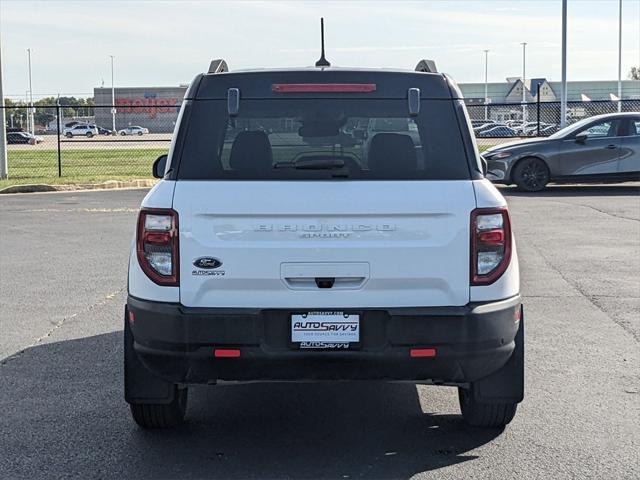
[125,57,524,430]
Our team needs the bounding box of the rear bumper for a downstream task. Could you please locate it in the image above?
[127,295,522,384]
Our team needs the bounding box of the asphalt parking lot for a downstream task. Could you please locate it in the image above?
[1,185,639,479]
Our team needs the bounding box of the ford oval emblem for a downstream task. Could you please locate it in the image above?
[193,257,223,269]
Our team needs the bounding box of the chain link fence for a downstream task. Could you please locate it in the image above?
[2,104,178,183]
[469,98,640,151]
[2,99,639,183]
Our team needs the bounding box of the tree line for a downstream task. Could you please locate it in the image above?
[4,97,95,129]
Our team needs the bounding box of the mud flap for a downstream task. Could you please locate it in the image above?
[473,305,524,403]
[124,306,176,405]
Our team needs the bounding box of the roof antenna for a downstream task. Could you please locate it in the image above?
[315,18,331,67]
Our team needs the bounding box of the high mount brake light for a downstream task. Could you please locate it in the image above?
[136,209,179,286]
[470,207,511,286]
[271,83,377,93]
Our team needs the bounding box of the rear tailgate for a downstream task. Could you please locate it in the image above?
[174,180,474,308]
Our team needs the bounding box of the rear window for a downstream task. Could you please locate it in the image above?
[176,99,470,180]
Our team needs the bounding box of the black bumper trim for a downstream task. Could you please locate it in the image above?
[127,295,521,384]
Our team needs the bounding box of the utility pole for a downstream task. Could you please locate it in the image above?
[0,44,8,180]
[521,42,527,124]
[560,0,568,127]
[617,0,623,112]
[57,93,62,132]
[27,48,34,136]
[484,49,490,120]
[110,55,116,134]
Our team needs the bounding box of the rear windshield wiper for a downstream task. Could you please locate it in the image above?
[274,158,346,170]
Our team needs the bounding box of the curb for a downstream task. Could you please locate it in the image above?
[0,179,157,194]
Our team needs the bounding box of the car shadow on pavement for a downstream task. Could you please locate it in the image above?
[1,332,504,479]
[500,184,640,198]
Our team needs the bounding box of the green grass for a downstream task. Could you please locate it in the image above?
[1,144,493,190]
[0,148,168,189]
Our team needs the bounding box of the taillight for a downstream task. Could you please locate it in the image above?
[136,208,179,286]
[470,207,511,285]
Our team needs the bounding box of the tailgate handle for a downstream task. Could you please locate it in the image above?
[282,275,367,290]
[281,262,369,290]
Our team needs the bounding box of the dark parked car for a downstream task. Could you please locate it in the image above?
[7,131,43,144]
[94,125,112,135]
[7,132,31,144]
[483,112,640,191]
[478,126,518,137]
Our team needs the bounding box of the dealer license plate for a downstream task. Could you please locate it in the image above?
[291,311,360,348]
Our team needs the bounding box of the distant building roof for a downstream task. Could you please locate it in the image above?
[526,78,548,94]
[459,79,640,103]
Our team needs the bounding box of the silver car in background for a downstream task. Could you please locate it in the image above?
[483,112,640,191]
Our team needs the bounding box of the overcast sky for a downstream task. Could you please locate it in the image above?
[1,0,639,99]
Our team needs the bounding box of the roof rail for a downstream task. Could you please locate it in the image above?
[208,59,229,74]
[415,59,438,73]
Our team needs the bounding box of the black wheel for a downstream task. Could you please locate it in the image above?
[137,131,143,136]
[124,309,187,429]
[65,132,72,138]
[458,387,517,428]
[459,309,524,428]
[512,157,550,192]
[120,131,126,136]
[129,387,188,429]
[86,132,93,138]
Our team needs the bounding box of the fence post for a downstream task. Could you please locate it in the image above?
[536,83,541,136]
[56,103,62,177]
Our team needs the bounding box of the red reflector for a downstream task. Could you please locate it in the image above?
[128,310,135,325]
[272,83,377,93]
[514,308,522,322]
[145,232,170,244]
[214,349,241,358]
[478,229,505,245]
[410,348,437,358]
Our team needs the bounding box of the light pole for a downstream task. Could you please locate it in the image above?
[521,42,527,124]
[109,55,116,134]
[617,0,622,112]
[484,49,490,120]
[560,0,568,127]
[0,43,8,180]
[25,90,30,133]
[27,48,34,136]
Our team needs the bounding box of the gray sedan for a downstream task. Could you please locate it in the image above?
[483,112,640,191]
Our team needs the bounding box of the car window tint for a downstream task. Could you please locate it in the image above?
[630,120,640,136]
[176,99,471,181]
[579,120,616,138]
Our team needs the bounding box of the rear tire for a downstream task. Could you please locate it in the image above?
[459,308,523,428]
[512,157,550,192]
[458,387,517,428]
[124,309,187,429]
[129,387,188,429]
[86,132,93,138]
[65,132,72,138]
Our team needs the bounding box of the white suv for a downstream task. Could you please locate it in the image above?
[125,59,524,430]
[63,124,99,138]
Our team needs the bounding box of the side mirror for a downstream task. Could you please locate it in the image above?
[575,133,588,144]
[152,154,168,179]
[480,157,488,176]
